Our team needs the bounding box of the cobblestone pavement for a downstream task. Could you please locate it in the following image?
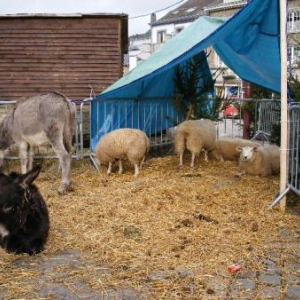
[204,224,300,300]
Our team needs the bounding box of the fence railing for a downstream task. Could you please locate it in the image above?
[269,104,300,208]
[217,98,281,141]
[3,96,299,208]
[90,96,184,153]
[0,99,90,161]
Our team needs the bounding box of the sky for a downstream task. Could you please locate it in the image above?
[0,0,186,35]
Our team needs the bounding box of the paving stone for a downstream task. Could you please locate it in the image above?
[258,286,281,299]
[227,278,256,300]
[266,252,280,261]
[287,285,300,299]
[258,273,281,285]
[262,258,281,275]
[0,285,8,299]
[279,229,295,240]
[236,271,257,279]
[285,261,300,272]
[286,274,300,285]
[232,278,256,291]
[205,275,228,299]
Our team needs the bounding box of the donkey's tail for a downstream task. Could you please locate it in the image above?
[63,99,77,154]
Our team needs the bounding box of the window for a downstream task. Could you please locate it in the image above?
[288,46,300,65]
[175,27,184,34]
[288,9,300,32]
[157,31,166,44]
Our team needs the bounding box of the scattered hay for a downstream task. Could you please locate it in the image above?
[0,155,299,299]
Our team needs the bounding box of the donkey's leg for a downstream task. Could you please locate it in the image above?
[48,132,72,195]
[19,141,29,174]
[28,146,35,171]
[53,143,72,195]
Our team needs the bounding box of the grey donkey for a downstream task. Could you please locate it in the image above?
[0,92,76,195]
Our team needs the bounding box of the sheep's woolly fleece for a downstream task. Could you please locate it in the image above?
[0,156,299,299]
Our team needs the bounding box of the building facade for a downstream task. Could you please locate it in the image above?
[129,0,300,97]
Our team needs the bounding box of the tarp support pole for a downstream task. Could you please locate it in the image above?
[279,0,288,211]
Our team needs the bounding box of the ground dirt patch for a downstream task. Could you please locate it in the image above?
[0,155,299,299]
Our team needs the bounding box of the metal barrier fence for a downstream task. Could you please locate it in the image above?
[0,99,90,161]
[269,104,300,208]
[4,96,299,208]
[217,99,281,141]
[251,100,281,142]
[1,98,282,161]
[90,96,184,153]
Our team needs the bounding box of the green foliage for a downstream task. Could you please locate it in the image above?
[289,74,300,101]
[249,84,274,99]
[241,84,277,140]
[173,52,223,120]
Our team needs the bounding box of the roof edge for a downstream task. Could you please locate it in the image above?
[0,13,128,18]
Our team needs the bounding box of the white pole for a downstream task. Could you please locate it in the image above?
[280,0,288,211]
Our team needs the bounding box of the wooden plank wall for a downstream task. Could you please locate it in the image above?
[0,14,128,100]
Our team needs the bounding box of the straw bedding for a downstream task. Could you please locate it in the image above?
[0,154,299,299]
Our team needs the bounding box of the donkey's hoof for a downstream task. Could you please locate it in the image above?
[58,183,73,195]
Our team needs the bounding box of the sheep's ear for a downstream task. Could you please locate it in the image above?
[253,146,259,152]
[236,146,242,152]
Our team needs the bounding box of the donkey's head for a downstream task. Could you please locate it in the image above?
[0,165,50,255]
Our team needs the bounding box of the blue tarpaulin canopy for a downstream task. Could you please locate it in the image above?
[98,0,280,99]
[91,0,281,151]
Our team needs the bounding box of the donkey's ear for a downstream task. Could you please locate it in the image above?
[18,165,42,187]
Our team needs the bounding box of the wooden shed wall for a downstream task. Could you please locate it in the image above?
[0,14,128,100]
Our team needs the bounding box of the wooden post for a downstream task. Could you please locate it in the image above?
[280,0,288,211]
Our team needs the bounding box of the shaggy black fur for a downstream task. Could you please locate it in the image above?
[0,165,49,255]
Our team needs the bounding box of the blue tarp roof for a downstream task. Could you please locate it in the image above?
[97,0,280,100]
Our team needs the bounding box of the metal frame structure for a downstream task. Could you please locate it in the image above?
[269,104,300,208]
[251,100,281,143]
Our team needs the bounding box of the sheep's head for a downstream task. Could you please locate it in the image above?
[236,146,258,162]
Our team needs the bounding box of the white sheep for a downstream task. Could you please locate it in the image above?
[236,144,280,177]
[209,137,261,161]
[95,128,150,177]
[174,119,216,168]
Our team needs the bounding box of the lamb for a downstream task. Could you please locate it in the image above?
[174,119,216,168]
[209,137,261,161]
[236,144,280,177]
[95,128,150,177]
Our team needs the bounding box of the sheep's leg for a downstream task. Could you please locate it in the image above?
[107,162,113,175]
[134,164,139,177]
[190,152,195,168]
[118,160,123,174]
[179,153,184,167]
[139,156,145,171]
[203,149,208,162]
[235,169,246,178]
